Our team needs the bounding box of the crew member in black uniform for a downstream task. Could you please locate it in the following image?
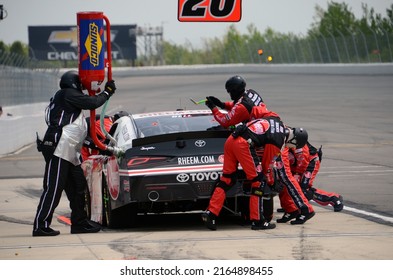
[33,70,116,236]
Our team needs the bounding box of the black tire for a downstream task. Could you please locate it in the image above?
[84,186,91,219]
[263,196,274,223]
[102,174,137,228]
[238,195,250,222]
[236,195,274,223]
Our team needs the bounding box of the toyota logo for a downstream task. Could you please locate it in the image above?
[195,140,206,147]
[177,173,190,183]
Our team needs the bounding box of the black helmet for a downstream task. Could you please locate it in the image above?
[60,70,82,90]
[287,127,308,149]
[225,75,246,101]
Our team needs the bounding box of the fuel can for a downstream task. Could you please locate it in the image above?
[77,11,105,93]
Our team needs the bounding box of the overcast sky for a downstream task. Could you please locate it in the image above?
[0,0,391,48]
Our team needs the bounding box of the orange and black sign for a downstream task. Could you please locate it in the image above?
[178,0,242,22]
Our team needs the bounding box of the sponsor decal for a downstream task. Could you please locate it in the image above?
[276,160,284,169]
[48,28,78,47]
[218,154,225,163]
[194,139,206,147]
[176,173,190,183]
[269,119,275,133]
[123,179,130,193]
[178,0,242,22]
[140,146,156,151]
[249,119,270,134]
[79,18,104,71]
[29,25,135,61]
[84,22,102,67]
[176,171,222,183]
[106,157,120,200]
[178,155,215,165]
[48,28,118,48]
[275,121,281,133]
[304,171,312,179]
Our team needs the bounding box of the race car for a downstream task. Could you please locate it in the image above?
[83,109,249,228]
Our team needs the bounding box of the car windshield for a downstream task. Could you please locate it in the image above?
[133,112,219,137]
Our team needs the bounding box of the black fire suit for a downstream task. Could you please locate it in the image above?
[33,87,110,231]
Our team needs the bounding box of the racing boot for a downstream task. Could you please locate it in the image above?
[32,227,60,237]
[71,220,101,234]
[201,210,217,231]
[332,195,344,212]
[251,220,276,230]
[276,211,299,223]
[290,211,315,225]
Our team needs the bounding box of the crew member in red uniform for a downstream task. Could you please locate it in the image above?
[202,117,313,230]
[205,75,281,222]
[205,75,279,129]
[288,142,344,211]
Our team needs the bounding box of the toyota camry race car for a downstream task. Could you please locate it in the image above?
[82,109,248,228]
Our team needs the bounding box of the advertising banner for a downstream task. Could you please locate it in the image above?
[28,24,137,61]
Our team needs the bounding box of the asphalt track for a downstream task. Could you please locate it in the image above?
[0,72,392,262]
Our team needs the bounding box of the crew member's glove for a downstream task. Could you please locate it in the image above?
[207,96,225,109]
[231,124,246,138]
[205,97,216,110]
[104,80,116,98]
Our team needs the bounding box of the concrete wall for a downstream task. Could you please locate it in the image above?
[0,103,48,156]
[2,63,392,157]
[113,63,393,76]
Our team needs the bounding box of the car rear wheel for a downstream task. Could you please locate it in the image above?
[102,174,137,228]
[84,187,91,219]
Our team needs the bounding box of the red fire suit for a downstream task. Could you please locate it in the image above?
[210,89,279,129]
[276,146,314,216]
[288,143,342,209]
[207,117,314,222]
[208,89,281,221]
[210,89,281,185]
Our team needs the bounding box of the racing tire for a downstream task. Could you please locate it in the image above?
[237,196,250,223]
[263,196,274,223]
[84,187,91,220]
[102,174,137,228]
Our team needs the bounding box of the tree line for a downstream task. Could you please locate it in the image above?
[1,2,392,66]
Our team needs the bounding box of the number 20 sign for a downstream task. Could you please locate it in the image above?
[178,0,242,22]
